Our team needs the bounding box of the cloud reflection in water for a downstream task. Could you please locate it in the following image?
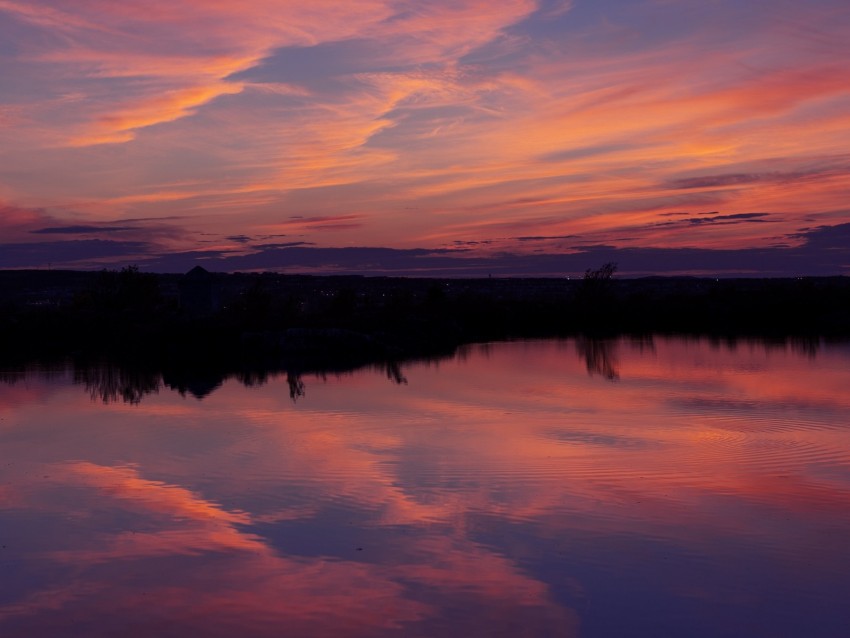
[0,337,849,636]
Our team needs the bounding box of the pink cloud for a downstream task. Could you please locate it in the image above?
[0,0,848,264]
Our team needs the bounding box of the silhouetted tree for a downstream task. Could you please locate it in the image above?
[77,265,162,314]
[578,262,619,332]
[583,262,617,282]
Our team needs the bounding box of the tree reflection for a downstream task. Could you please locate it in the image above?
[286,372,305,401]
[235,369,271,387]
[0,365,66,385]
[576,337,620,381]
[706,335,822,359]
[0,335,831,406]
[788,337,821,358]
[74,364,162,404]
[14,359,415,405]
[383,361,408,385]
[630,335,656,355]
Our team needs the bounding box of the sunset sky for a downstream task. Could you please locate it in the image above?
[1,0,849,276]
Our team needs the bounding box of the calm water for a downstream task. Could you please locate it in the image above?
[1,338,849,637]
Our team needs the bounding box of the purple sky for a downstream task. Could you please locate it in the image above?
[1,1,849,276]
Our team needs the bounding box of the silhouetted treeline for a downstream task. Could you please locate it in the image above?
[0,268,848,367]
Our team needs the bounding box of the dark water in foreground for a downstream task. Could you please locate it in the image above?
[1,338,849,637]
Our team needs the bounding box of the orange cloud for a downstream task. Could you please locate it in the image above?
[69,83,245,146]
[3,0,537,150]
[1,0,848,258]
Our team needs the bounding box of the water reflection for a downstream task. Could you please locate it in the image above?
[1,336,827,406]
[575,337,620,380]
[286,371,306,401]
[74,364,161,404]
[0,337,849,637]
[13,358,420,405]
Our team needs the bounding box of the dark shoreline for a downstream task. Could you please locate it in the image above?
[1,269,848,369]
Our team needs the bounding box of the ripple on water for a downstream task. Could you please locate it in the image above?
[671,397,845,433]
[694,421,850,474]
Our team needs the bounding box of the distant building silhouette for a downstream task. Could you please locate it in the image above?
[178,265,221,315]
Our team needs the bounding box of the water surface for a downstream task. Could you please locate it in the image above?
[1,337,849,637]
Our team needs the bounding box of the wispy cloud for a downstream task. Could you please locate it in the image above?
[0,239,152,268]
[32,225,135,234]
[0,1,848,272]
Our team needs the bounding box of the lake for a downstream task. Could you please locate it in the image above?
[1,337,849,637]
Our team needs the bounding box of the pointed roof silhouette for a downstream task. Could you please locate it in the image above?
[184,265,212,279]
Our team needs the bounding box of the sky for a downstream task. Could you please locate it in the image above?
[1,0,849,276]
